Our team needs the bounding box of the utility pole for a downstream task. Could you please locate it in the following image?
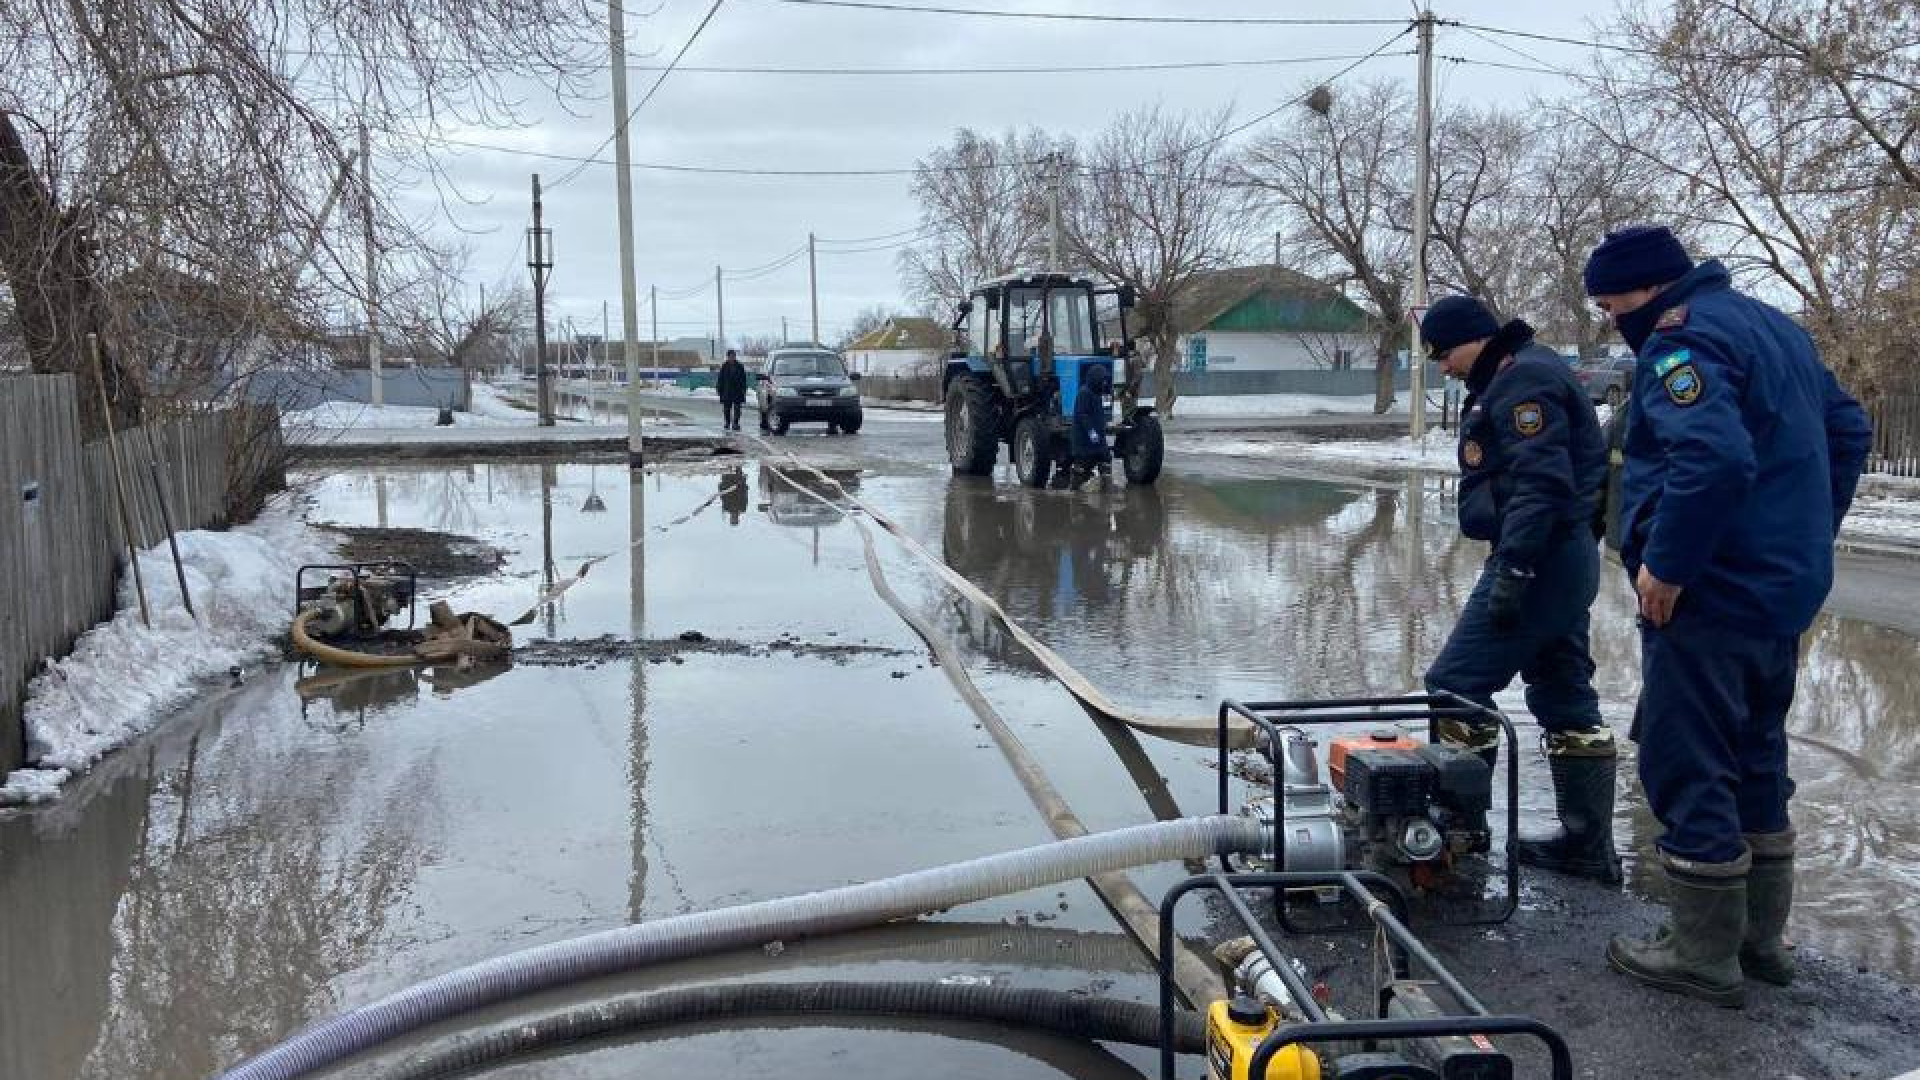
[609,0,644,467]
[782,315,789,345]
[808,232,820,346]
[714,264,725,362]
[1409,10,1436,442]
[529,174,555,427]
[1273,231,1282,268]
[650,284,660,372]
[359,122,382,407]
[1047,152,1063,270]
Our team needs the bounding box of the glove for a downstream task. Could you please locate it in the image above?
[1487,564,1534,633]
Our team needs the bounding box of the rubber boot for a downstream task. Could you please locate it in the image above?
[1741,829,1796,987]
[1514,731,1623,885]
[1607,850,1749,1008]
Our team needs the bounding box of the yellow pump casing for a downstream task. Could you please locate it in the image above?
[1204,999,1321,1080]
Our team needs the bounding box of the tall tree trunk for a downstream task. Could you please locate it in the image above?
[1151,326,1180,417]
[1373,326,1399,414]
[0,111,141,435]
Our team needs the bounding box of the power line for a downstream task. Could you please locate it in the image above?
[772,0,1406,26]
[552,0,730,189]
[640,52,1409,75]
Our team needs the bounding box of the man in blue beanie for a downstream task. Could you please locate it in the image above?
[1420,295,1617,881]
[1586,225,1871,1006]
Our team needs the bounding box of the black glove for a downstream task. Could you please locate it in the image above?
[1487,564,1534,633]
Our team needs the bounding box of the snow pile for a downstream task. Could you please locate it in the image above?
[1840,495,1920,546]
[283,400,514,431]
[1169,394,1382,419]
[0,504,331,806]
[1193,428,1456,470]
[467,381,539,422]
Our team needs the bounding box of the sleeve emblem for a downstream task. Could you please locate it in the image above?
[1664,364,1703,406]
[1512,402,1545,437]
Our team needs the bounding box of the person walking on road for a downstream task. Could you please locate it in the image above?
[1585,225,1871,1007]
[1419,295,1620,882]
[717,349,748,432]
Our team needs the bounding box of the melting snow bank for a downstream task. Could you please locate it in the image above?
[0,503,332,806]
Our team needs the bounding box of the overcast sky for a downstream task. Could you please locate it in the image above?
[390,0,1625,349]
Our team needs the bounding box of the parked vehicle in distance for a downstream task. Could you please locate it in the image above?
[1577,355,1635,407]
[756,347,863,435]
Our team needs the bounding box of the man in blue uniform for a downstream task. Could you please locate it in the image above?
[1420,296,1619,882]
[1068,363,1113,490]
[1586,226,1871,1006]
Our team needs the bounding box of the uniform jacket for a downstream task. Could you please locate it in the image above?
[1615,259,1872,635]
[1070,370,1111,460]
[1456,320,1607,572]
[716,359,748,404]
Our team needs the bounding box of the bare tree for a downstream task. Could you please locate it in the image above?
[0,0,604,434]
[391,247,529,372]
[1240,80,1414,414]
[1575,0,1920,395]
[1062,106,1247,416]
[897,129,1056,316]
[736,333,779,358]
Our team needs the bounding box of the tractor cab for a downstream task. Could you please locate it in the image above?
[944,273,1163,488]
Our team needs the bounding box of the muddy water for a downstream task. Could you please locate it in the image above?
[2,459,1916,1080]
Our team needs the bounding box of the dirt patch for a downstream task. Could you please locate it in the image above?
[323,525,509,580]
[513,632,918,667]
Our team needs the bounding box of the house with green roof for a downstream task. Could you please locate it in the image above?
[844,316,950,377]
[1169,265,1377,373]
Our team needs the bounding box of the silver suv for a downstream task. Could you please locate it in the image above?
[756,347,863,435]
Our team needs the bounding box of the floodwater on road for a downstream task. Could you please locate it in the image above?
[1,452,1916,1080]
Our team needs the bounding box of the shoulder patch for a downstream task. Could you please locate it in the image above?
[1461,438,1484,468]
[1655,304,1688,331]
[1512,401,1545,437]
[1652,348,1691,378]
[1663,363,1703,406]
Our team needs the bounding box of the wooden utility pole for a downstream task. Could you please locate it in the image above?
[808,232,820,345]
[714,265,725,361]
[1408,10,1436,441]
[529,174,555,427]
[360,123,383,407]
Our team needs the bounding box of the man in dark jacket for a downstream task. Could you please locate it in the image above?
[1420,296,1619,881]
[1068,362,1113,490]
[716,349,748,432]
[1586,225,1871,1006]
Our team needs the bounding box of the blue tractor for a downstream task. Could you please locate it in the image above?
[942,272,1164,487]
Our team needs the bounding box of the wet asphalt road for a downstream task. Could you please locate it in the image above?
[2,389,1917,1080]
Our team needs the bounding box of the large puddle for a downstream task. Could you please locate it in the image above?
[2,458,1915,1080]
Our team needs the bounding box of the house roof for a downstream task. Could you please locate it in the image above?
[1173,266,1370,335]
[846,316,948,352]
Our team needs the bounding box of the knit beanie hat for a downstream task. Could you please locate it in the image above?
[1583,225,1694,296]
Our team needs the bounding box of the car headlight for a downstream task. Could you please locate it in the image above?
[774,386,800,398]
[838,385,859,398]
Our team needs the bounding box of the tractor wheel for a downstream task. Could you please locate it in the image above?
[946,376,999,475]
[1121,413,1164,486]
[1013,414,1053,488]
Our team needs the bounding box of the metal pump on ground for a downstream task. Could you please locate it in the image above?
[290,561,512,671]
[944,272,1165,488]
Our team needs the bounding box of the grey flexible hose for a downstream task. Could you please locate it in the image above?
[217,815,1264,1080]
[385,980,1210,1080]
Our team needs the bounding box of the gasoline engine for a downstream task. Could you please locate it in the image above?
[294,562,418,640]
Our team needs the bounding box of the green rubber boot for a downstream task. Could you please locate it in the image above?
[1514,731,1623,885]
[1607,850,1749,1008]
[1741,830,1796,987]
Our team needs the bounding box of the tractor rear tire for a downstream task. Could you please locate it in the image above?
[946,376,999,476]
[1122,413,1164,486]
[1013,414,1053,488]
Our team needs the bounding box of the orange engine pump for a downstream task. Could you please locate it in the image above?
[1327,730,1422,793]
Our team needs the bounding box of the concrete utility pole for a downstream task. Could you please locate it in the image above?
[650,284,660,371]
[808,232,820,346]
[782,315,789,345]
[529,174,555,427]
[608,0,644,467]
[1047,152,1063,270]
[714,265,725,361]
[359,123,382,407]
[1409,10,1436,441]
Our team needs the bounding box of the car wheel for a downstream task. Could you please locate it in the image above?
[841,414,862,435]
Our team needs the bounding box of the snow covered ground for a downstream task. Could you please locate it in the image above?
[0,503,332,806]
[284,399,518,430]
[1167,394,1383,418]
[1838,495,1920,545]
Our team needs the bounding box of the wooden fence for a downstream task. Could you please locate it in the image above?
[0,374,271,775]
[1869,394,1920,479]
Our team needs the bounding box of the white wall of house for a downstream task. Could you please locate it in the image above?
[1174,331,1379,372]
[846,347,943,376]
